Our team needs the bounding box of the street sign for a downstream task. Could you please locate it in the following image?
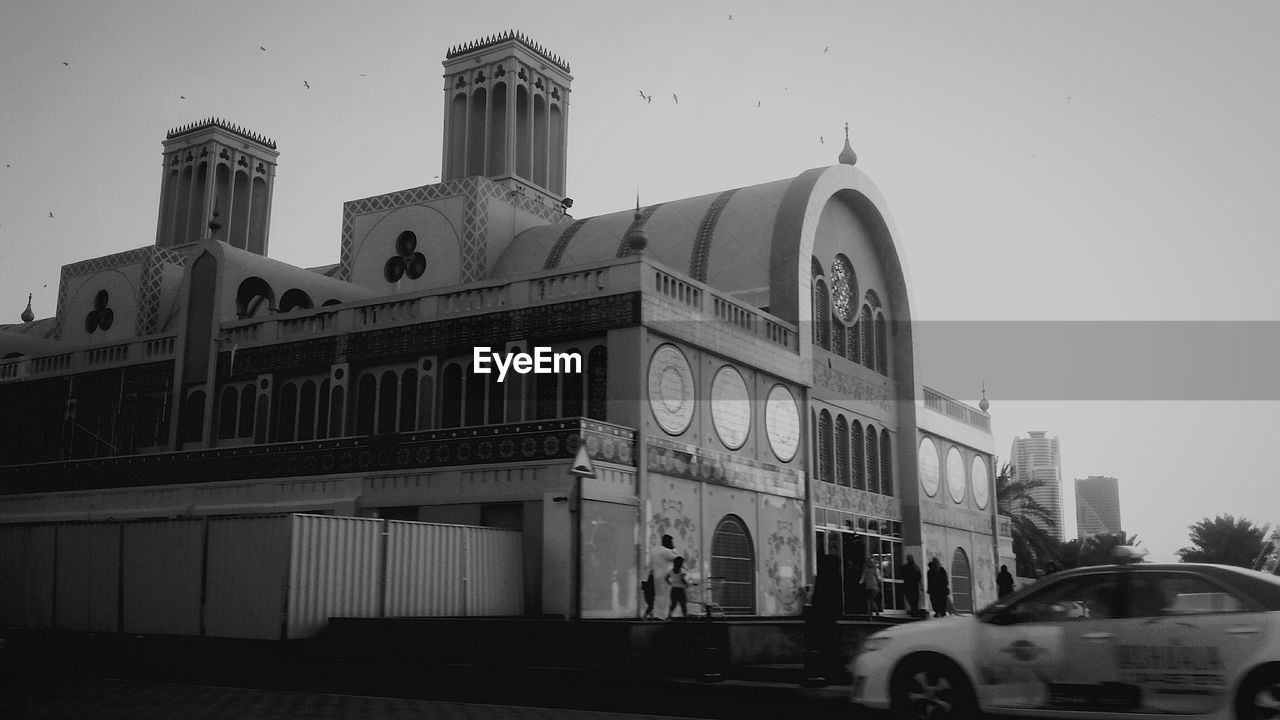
[569,444,596,477]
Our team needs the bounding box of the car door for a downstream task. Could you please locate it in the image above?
[1111,569,1267,715]
[975,571,1127,712]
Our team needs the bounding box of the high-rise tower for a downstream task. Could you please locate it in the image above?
[1010,431,1065,543]
[441,31,572,206]
[1075,476,1122,539]
[155,118,279,255]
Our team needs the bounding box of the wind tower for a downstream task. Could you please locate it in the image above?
[441,31,572,207]
[155,118,279,255]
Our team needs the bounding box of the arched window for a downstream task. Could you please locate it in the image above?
[831,316,846,360]
[440,364,462,428]
[399,369,418,432]
[711,515,756,615]
[851,419,865,490]
[875,312,888,375]
[316,379,330,440]
[278,289,313,313]
[235,277,274,318]
[951,547,972,613]
[327,384,343,438]
[860,305,874,367]
[849,312,861,363]
[181,390,205,444]
[464,364,486,426]
[835,415,850,487]
[880,431,893,496]
[378,371,398,433]
[218,386,237,439]
[535,372,558,420]
[356,374,376,435]
[818,410,833,483]
[276,382,298,442]
[238,385,255,438]
[587,346,607,420]
[865,425,879,494]
[561,348,583,418]
[813,279,830,350]
[299,380,317,441]
[487,367,505,424]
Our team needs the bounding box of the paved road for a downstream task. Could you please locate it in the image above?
[4,673,710,720]
[2,673,862,720]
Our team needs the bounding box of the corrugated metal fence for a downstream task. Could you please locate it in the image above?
[0,514,523,640]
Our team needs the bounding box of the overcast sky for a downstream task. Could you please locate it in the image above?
[2,0,1277,562]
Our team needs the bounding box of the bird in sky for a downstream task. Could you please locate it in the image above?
[639,89,646,99]
[48,212,54,218]
[303,81,310,89]
[259,46,266,51]
[820,136,824,144]
[180,95,186,99]
[728,14,733,20]
[672,93,678,104]
[824,46,830,53]
[359,73,368,77]
[756,100,762,108]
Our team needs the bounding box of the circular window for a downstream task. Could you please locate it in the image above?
[710,365,751,450]
[830,255,856,324]
[971,455,990,509]
[946,446,966,504]
[918,437,940,497]
[764,385,800,462]
[647,344,695,435]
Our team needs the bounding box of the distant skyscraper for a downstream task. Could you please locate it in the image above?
[1075,476,1122,540]
[1010,431,1064,542]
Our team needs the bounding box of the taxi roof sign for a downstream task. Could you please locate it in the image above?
[569,444,596,477]
[1113,545,1149,564]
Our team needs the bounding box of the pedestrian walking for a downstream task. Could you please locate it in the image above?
[860,558,883,616]
[900,555,923,615]
[666,556,691,619]
[645,533,677,619]
[997,564,1015,598]
[927,557,950,617]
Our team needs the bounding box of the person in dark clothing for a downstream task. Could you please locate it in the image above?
[997,564,1015,598]
[927,557,949,617]
[900,555,923,614]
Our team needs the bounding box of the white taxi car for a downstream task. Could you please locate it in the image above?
[850,553,1280,719]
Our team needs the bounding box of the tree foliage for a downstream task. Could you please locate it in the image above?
[995,462,1060,577]
[1058,532,1141,569]
[1177,515,1269,568]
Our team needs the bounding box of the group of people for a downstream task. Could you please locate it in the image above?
[897,555,954,617]
[642,534,694,620]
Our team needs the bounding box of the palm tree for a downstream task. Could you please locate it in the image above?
[1178,515,1268,567]
[995,462,1060,577]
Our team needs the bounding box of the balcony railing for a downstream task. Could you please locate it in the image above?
[0,335,178,384]
[922,386,991,431]
[0,417,637,496]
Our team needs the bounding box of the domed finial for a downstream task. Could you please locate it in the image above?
[624,193,648,255]
[21,293,34,323]
[979,382,990,412]
[838,121,857,166]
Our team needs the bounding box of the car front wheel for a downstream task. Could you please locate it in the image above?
[890,654,976,720]
[1238,666,1280,720]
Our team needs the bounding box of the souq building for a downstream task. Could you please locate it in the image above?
[0,32,1008,630]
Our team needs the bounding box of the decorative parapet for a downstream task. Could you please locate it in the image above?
[0,418,636,496]
[166,117,276,150]
[445,30,571,74]
[0,335,177,384]
[922,386,991,431]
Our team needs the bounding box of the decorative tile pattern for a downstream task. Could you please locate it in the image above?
[138,247,187,335]
[613,204,664,258]
[688,189,739,282]
[339,177,562,283]
[543,218,589,269]
[646,437,804,499]
[55,247,177,339]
